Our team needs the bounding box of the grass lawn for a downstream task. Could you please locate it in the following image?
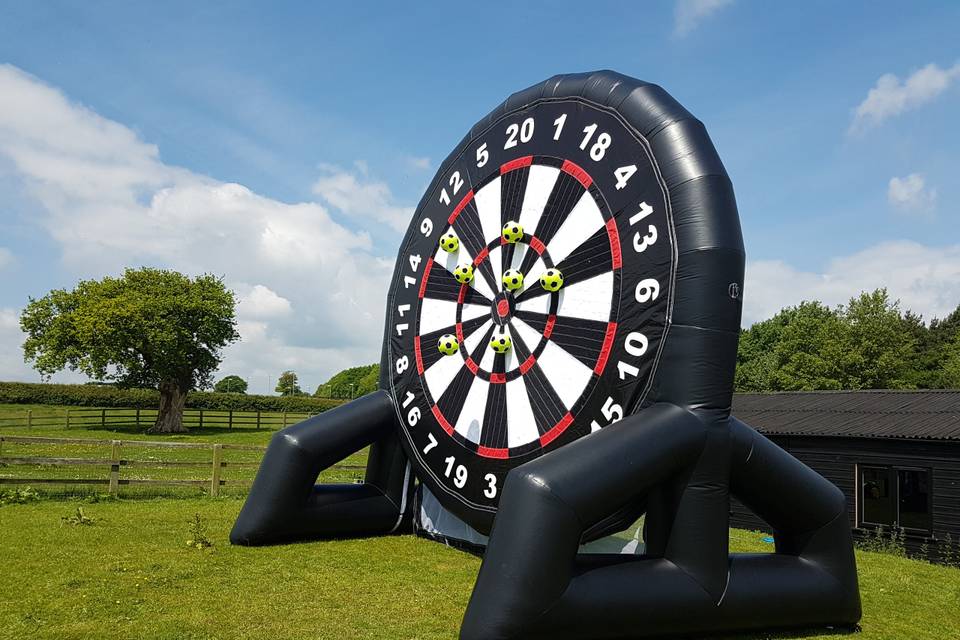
[2,498,958,640]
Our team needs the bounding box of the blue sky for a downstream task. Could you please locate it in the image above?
[1,1,958,393]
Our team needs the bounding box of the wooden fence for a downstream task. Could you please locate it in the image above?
[0,434,365,496]
[0,407,315,431]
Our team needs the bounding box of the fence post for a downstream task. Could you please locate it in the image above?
[109,440,121,494]
[199,410,204,430]
[256,411,261,430]
[210,444,223,497]
[135,408,140,429]
[101,409,106,429]
[27,410,32,430]
[65,409,71,430]
[282,412,287,428]
[228,410,233,430]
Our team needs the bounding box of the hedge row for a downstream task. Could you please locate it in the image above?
[0,382,345,413]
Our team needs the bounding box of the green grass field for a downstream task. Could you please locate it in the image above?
[1,498,958,640]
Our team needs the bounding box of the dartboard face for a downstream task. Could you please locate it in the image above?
[387,98,675,528]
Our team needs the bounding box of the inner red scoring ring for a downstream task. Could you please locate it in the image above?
[496,299,510,317]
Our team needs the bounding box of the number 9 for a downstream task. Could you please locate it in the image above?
[420,218,433,237]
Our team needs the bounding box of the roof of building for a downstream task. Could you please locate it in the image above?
[732,390,960,441]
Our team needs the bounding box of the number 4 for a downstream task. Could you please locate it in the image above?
[614,165,637,190]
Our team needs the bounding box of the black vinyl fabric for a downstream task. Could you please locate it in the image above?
[232,71,861,639]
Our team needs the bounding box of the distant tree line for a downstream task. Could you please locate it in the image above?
[737,289,960,392]
[314,364,379,399]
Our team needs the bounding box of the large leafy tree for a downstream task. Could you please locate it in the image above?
[840,289,918,389]
[275,370,303,396]
[214,375,248,394]
[20,268,238,433]
[770,301,850,391]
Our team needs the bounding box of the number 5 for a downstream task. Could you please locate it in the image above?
[476,143,488,168]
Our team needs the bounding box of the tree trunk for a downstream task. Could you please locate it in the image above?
[150,380,189,434]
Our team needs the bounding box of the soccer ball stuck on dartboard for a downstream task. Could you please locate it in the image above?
[502,269,523,291]
[439,231,459,253]
[540,268,564,292]
[454,263,474,284]
[438,334,459,356]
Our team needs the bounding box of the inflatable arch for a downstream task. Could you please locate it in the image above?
[232,71,861,639]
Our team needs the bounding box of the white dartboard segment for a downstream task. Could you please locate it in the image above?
[537,340,595,410]
[474,177,503,243]
[423,350,464,401]
[546,192,606,265]
[557,271,614,323]
[419,298,459,336]
[517,165,560,236]
[455,377,489,443]
[505,376,541,448]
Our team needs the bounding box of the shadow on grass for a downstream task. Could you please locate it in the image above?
[704,624,860,640]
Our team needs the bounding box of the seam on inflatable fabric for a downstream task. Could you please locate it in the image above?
[783,504,850,543]
[527,473,586,532]
[677,246,746,257]
[671,322,740,336]
[716,567,732,607]
[670,172,732,190]
[647,115,704,141]
[389,461,412,533]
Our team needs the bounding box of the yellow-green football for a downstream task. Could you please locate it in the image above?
[540,268,564,292]
[437,334,459,356]
[502,268,523,291]
[501,220,524,243]
[453,263,474,284]
[439,231,459,253]
[490,333,512,353]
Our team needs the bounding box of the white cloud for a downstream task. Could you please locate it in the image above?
[312,164,413,232]
[674,0,734,37]
[235,284,293,319]
[850,62,960,133]
[404,155,431,171]
[744,241,960,326]
[887,174,937,215]
[0,307,88,384]
[0,64,401,393]
[0,247,12,269]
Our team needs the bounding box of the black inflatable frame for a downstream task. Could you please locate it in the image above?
[232,71,861,639]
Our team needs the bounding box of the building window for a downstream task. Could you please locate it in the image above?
[858,465,932,534]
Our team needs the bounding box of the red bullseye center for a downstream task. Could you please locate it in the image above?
[497,299,510,317]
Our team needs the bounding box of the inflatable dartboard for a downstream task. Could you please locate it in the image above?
[234,72,861,639]
[387,86,676,529]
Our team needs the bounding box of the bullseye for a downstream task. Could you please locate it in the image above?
[490,292,513,326]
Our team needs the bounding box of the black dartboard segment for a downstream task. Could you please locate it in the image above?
[387,98,676,526]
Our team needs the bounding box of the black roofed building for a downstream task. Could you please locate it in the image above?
[731,390,960,561]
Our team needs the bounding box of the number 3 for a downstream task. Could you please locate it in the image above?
[484,473,498,498]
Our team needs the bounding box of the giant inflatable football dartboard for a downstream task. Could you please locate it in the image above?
[232,71,862,640]
[387,98,674,526]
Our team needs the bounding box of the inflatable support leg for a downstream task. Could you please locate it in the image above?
[460,406,861,639]
[230,391,410,545]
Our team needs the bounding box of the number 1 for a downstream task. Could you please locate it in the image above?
[553,113,567,140]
